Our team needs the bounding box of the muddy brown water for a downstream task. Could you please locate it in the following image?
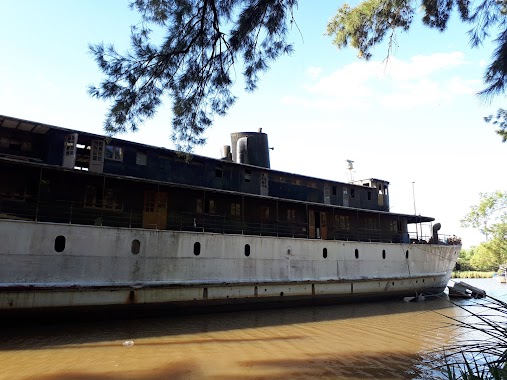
[1,279,506,380]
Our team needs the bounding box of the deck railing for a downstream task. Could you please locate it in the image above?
[0,197,460,244]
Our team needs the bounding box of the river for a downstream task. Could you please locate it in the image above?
[1,279,506,380]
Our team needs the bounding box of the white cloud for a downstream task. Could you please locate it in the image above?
[288,52,473,111]
[385,52,466,81]
[305,66,322,80]
[281,94,371,111]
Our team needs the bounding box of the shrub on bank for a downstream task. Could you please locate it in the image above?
[451,271,495,279]
[441,296,507,379]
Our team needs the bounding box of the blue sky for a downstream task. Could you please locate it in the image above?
[1,1,506,248]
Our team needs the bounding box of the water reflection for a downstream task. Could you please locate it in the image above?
[1,279,506,380]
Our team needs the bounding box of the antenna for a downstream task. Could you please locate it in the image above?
[346,159,355,182]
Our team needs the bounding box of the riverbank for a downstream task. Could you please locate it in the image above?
[451,271,495,279]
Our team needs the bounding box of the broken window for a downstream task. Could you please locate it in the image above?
[105,146,123,161]
[244,169,251,182]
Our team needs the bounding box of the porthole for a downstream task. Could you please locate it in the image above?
[54,235,66,252]
[131,239,140,255]
[194,242,201,256]
[406,250,409,259]
[355,249,359,259]
[382,249,386,259]
[323,248,328,258]
[245,244,251,257]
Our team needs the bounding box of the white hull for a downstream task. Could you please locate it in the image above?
[0,219,459,311]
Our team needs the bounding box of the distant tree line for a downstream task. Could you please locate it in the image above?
[457,191,507,271]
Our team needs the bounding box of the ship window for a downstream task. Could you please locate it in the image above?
[208,200,216,214]
[406,250,409,259]
[244,169,251,182]
[131,240,140,255]
[9,141,21,150]
[91,140,104,162]
[231,202,241,216]
[22,141,32,151]
[144,191,156,212]
[215,167,223,178]
[261,206,270,220]
[84,186,97,207]
[1,138,31,152]
[105,146,123,161]
[287,209,296,222]
[54,235,66,252]
[194,242,201,256]
[336,215,350,230]
[196,198,203,213]
[382,250,386,259]
[355,249,359,259]
[245,244,251,257]
[351,189,355,198]
[368,191,372,200]
[332,186,337,196]
[136,152,147,166]
[261,173,268,188]
[323,248,328,258]
[104,189,122,210]
[64,134,76,156]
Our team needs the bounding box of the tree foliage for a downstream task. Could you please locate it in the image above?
[326,0,507,142]
[484,109,507,142]
[89,0,297,151]
[456,247,476,271]
[326,0,506,96]
[461,191,507,237]
[461,192,507,269]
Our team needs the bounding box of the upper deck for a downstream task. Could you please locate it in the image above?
[0,114,432,225]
